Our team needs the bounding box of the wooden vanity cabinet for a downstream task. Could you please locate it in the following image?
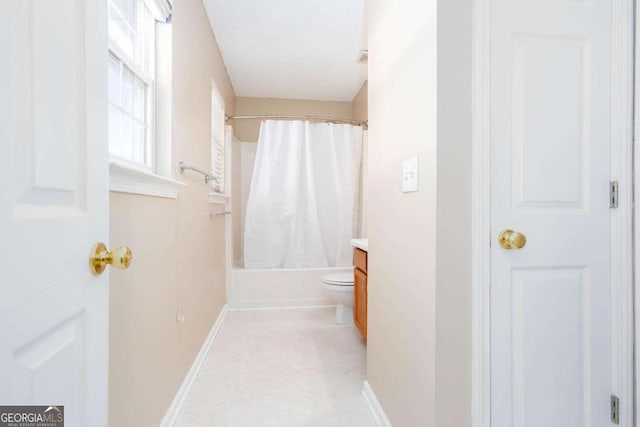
[353,248,367,340]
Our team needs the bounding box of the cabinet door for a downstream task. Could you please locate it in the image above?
[354,248,368,273]
[354,268,367,340]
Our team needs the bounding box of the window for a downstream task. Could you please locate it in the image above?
[211,82,227,195]
[108,0,155,170]
[108,0,183,198]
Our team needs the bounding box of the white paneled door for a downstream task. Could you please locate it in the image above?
[0,1,109,426]
[490,1,615,426]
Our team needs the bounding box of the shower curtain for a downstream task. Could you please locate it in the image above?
[244,120,363,269]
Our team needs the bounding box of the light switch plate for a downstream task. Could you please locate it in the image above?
[402,157,419,193]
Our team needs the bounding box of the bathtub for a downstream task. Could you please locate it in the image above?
[227,266,354,309]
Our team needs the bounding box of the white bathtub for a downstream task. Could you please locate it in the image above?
[227,266,353,309]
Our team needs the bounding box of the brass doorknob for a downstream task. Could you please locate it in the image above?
[90,242,133,275]
[498,229,526,250]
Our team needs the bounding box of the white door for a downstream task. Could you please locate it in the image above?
[490,0,613,426]
[0,1,109,426]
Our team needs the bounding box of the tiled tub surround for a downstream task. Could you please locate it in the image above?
[174,308,376,426]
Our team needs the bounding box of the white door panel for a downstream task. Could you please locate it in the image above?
[0,1,109,426]
[490,0,611,426]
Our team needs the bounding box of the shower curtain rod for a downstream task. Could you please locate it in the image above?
[225,114,368,128]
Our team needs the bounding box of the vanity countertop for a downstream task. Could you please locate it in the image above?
[351,238,368,252]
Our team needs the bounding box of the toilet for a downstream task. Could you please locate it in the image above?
[322,272,355,325]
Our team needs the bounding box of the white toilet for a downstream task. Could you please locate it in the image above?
[322,272,355,324]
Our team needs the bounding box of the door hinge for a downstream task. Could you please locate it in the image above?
[610,181,619,208]
[611,395,620,424]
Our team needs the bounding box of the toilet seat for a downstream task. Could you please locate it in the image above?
[322,273,354,286]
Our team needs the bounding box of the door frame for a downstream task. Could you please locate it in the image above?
[470,1,636,426]
[634,3,640,424]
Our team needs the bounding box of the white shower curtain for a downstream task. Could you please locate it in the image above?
[244,120,363,269]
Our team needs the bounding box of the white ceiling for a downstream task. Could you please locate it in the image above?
[202,0,367,102]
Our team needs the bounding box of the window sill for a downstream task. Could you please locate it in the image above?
[209,192,231,204]
[110,161,187,199]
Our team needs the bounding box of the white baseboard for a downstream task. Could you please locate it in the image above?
[160,304,229,427]
[228,304,336,312]
[362,380,392,427]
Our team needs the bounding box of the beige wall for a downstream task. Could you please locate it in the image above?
[366,0,473,426]
[366,0,438,425]
[109,194,181,427]
[109,0,235,425]
[232,97,353,142]
[352,81,368,122]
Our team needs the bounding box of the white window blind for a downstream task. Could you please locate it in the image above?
[211,85,226,194]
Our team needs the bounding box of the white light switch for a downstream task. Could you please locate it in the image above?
[402,157,419,193]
